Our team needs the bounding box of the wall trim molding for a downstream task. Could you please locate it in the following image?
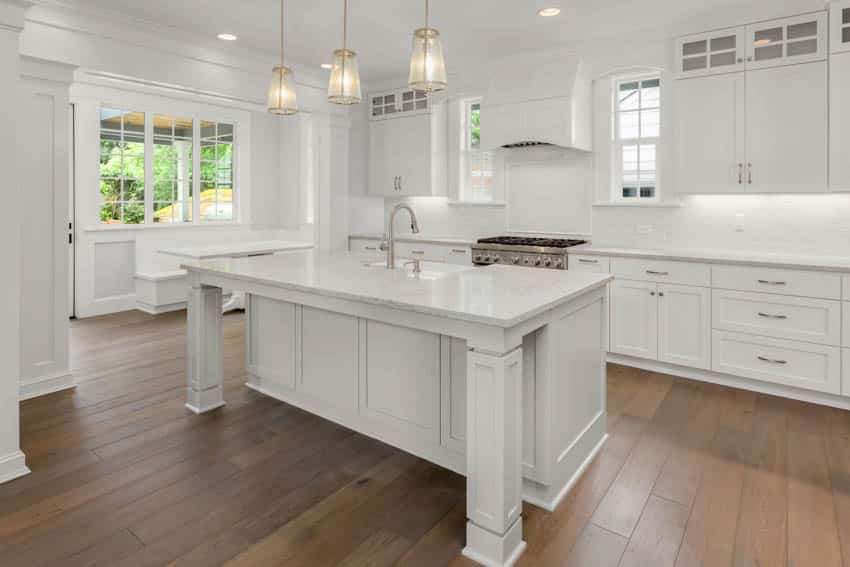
[135,300,186,315]
[0,450,30,485]
[20,370,75,401]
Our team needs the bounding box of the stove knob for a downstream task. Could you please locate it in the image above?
[535,258,542,266]
[544,258,552,267]
[484,256,492,263]
[523,258,531,265]
[474,255,483,263]
[554,258,564,268]
[511,257,520,265]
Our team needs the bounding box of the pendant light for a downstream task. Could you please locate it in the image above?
[408,0,447,92]
[328,0,362,104]
[267,0,298,115]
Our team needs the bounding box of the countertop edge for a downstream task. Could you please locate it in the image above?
[349,234,477,247]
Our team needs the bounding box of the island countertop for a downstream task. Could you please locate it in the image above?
[182,250,612,328]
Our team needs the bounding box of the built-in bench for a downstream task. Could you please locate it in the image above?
[135,270,188,315]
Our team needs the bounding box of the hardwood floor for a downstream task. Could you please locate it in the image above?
[3,309,850,566]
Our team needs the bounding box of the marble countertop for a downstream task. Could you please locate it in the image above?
[182,250,612,328]
[159,240,313,260]
[570,244,850,273]
[349,233,477,247]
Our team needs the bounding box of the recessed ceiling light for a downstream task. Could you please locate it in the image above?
[217,33,238,41]
[321,63,334,70]
[537,7,561,17]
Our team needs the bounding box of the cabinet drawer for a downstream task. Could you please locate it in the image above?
[443,246,471,265]
[350,238,383,258]
[712,290,841,346]
[569,255,610,273]
[844,349,850,396]
[611,257,710,286]
[845,303,850,348]
[712,265,841,299]
[844,275,850,300]
[394,242,447,262]
[712,330,841,394]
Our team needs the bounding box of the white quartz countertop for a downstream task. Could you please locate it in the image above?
[571,244,850,273]
[159,240,313,260]
[182,250,612,328]
[349,233,477,247]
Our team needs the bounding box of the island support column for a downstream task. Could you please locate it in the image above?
[185,274,225,414]
[463,344,526,567]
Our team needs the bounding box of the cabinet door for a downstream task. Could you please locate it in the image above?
[832,1,850,54]
[368,120,397,196]
[831,52,850,192]
[658,284,711,370]
[745,61,827,192]
[676,27,745,78]
[395,113,432,196]
[675,73,746,193]
[610,279,658,360]
[746,12,827,70]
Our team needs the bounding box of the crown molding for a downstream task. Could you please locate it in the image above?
[0,0,31,32]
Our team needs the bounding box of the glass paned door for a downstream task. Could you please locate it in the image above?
[677,27,745,78]
[831,1,850,54]
[746,12,827,69]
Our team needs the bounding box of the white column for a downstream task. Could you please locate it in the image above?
[185,273,225,414]
[0,0,29,484]
[463,345,526,567]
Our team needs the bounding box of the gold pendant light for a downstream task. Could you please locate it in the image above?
[267,0,298,115]
[328,0,362,104]
[408,0,447,92]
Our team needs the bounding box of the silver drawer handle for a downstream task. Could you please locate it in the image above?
[578,259,599,264]
[758,356,787,365]
[646,270,669,276]
[758,312,788,320]
[451,249,467,254]
[365,246,377,251]
[757,280,786,285]
[411,250,425,255]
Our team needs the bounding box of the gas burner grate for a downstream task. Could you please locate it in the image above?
[477,237,588,248]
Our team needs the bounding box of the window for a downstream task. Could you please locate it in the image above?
[99,109,145,224]
[98,108,236,225]
[460,99,495,202]
[613,76,660,201]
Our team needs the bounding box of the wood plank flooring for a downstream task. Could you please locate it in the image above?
[2,309,850,566]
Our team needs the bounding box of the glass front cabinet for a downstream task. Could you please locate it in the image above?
[833,0,850,54]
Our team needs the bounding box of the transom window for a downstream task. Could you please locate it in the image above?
[613,76,661,201]
[98,108,236,225]
[460,99,495,202]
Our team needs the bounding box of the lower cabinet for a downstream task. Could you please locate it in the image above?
[610,279,711,370]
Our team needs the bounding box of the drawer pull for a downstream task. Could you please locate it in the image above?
[578,259,599,264]
[411,250,425,255]
[757,356,787,365]
[757,312,788,320]
[365,246,377,251]
[646,270,669,276]
[451,249,468,254]
[757,279,786,286]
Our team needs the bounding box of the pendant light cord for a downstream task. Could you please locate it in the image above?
[343,0,348,49]
[280,0,285,66]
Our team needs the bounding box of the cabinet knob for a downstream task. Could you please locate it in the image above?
[650,291,656,296]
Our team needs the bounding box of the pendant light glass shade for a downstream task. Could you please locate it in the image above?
[268,0,297,115]
[267,66,298,115]
[408,0,447,92]
[328,49,362,104]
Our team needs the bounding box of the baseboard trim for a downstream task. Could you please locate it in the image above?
[607,353,850,411]
[136,300,187,315]
[0,451,30,485]
[20,371,75,401]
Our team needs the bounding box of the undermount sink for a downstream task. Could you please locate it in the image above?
[363,260,473,280]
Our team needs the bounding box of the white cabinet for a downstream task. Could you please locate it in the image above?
[658,284,712,370]
[569,255,610,273]
[368,101,446,197]
[611,279,658,361]
[675,73,745,193]
[745,12,828,70]
[833,1,850,54]
[350,237,384,261]
[675,12,828,194]
[676,26,746,78]
[745,61,827,192]
[831,52,850,192]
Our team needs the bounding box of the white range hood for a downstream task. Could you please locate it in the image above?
[480,51,592,152]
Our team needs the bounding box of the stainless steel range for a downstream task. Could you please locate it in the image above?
[472,237,588,270]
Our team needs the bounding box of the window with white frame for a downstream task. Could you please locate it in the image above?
[460,99,495,202]
[613,75,660,200]
[98,108,236,225]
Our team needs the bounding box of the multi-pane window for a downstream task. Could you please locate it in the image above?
[153,115,193,224]
[614,76,660,200]
[461,100,494,202]
[99,109,145,224]
[200,121,234,222]
[97,108,236,225]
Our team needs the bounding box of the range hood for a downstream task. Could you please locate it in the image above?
[479,52,592,152]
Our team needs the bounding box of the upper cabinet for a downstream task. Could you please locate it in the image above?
[675,12,828,194]
[367,90,447,197]
[831,0,850,54]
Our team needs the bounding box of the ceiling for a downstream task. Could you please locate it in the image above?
[62,0,809,83]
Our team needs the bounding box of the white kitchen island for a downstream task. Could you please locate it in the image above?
[182,251,611,567]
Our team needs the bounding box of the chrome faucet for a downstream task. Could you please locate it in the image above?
[384,203,420,269]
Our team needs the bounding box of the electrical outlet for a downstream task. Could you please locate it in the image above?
[635,224,653,235]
